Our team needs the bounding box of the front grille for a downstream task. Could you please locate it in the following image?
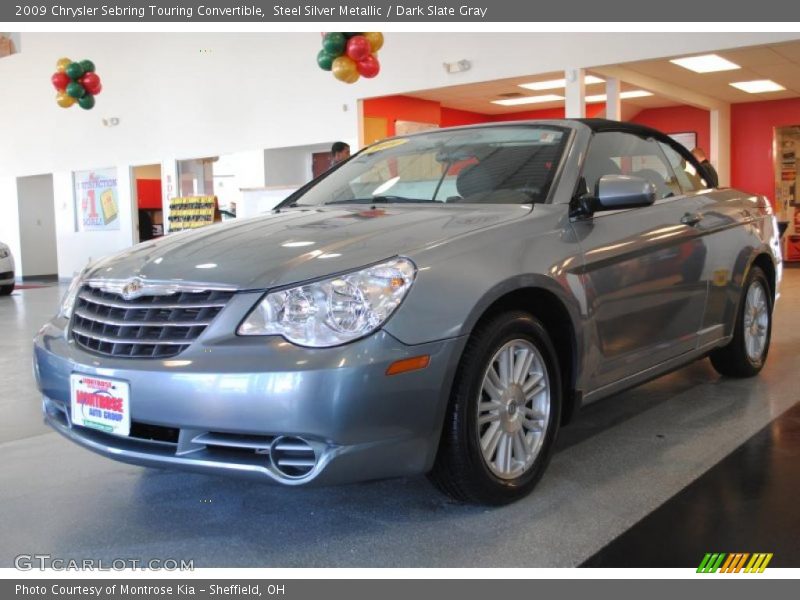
[0,270,12,279]
[71,284,234,358]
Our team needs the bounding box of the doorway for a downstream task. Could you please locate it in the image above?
[16,174,58,279]
[131,164,163,242]
[775,126,800,262]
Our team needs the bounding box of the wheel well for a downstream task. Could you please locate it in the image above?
[752,253,776,300]
[472,288,579,424]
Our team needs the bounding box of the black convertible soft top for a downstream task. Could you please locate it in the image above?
[572,118,679,141]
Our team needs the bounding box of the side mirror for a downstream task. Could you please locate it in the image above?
[594,174,657,211]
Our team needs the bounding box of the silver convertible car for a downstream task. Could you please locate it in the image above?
[34,120,782,504]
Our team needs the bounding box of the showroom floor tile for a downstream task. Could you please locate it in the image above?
[1,271,798,568]
[582,401,800,567]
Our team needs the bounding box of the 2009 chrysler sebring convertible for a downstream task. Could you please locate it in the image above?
[34,119,782,504]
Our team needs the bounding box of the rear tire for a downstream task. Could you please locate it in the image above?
[0,283,13,296]
[429,311,562,505]
[709,266,772,378]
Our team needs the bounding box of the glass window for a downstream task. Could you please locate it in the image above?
[291,126,568,207]
[177,157,216,197]
[580,132,682,200]
[658,142,707,192]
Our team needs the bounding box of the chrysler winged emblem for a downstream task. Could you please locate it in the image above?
[120,278,144,300]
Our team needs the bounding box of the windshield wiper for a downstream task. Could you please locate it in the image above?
[324,196,438,205]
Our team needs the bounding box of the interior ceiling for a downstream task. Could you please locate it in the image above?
[406,39,800,116]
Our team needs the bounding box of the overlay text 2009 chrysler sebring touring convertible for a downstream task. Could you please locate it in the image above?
[34,119,782,504]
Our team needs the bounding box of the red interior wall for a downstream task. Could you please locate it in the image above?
[489,103,605,122]
[365,95,608,134]
[136,179,162,210]
[363,96,441,136]
[629,105,711,153]
[440,107,492,127]
[731,98,800,204]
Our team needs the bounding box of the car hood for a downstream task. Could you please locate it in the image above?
[87,205,529,289]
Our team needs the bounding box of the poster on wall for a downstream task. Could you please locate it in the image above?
[73,167,120,231]
[668,132,697,151]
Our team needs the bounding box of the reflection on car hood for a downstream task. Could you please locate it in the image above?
[87,205,529,289]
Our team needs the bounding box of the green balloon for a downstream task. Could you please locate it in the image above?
[66,81,86,99]
[78,94,95,110]
[322,32,346,57]
[317,49,334,71]
[65,62,84,80]
[79,59,95,73]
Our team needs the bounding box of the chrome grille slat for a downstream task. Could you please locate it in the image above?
[192,432,274,451]
[71,284,234,359]
[71,324,193,346]
[275,458,316,467]
[76,291,227,310]
[73,308,212,328]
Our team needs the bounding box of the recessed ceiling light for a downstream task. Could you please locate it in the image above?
[729,79,786,93]
[491,94,564,106]
[519,75,605,91]
[670,54,741,73]
[281,241,315,248]
[585,90,654,102]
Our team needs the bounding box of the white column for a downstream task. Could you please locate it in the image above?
[710,105,731,187]
[564,68,586,118]
[605,77,622,121]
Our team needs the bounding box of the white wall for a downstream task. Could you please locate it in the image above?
[1,31,798,276]
[265,143,333,187]
[16,174,57,277]
[2,32,797,181]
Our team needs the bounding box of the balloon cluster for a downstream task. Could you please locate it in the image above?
[317,33,383,84]
[50,57,103,110]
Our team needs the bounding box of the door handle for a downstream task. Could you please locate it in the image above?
[680,212,703,226]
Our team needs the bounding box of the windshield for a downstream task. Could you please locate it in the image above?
[289,126,569,207]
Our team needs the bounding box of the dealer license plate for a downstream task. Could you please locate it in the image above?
[70,374,130,437]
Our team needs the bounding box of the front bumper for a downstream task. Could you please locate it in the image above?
[34,317,465,485]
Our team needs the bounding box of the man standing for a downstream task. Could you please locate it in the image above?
[331,141,350,166]
[691,147,719,188]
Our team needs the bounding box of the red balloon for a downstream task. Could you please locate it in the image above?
[357,54,380,78]
[80,72,102,95]
[51,71,70,92]
[346,35,371,62]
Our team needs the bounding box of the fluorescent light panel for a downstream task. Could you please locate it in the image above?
[729,79,785,93]
[518,75,605,91]
[491,94,564,106]
[585,90,653,102]
[670,54,741,73]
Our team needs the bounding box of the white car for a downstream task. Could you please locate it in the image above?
[0,241,15,295]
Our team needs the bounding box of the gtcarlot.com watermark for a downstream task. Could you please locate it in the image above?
[15,554,194,571]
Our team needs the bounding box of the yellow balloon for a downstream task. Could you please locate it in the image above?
[332,56,359,84]
[56,57,72,72]
[364,32,384,53]
[56,91,76,108]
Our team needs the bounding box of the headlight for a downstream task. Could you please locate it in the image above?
[238,257,416,347]
[0,247,9,259]
[59,273,83,319]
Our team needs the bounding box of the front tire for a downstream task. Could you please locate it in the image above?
[430,311,562,505]
[0,283,13,296]
[710,265,772,378]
